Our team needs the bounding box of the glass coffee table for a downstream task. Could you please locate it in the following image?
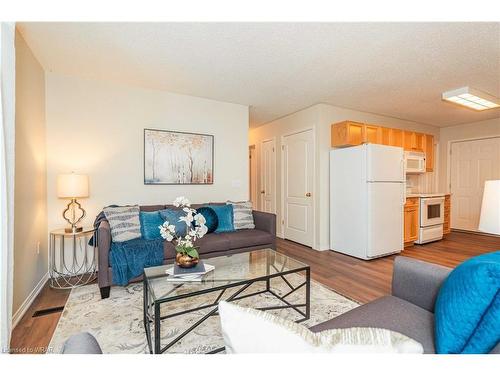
[143,248,310,354]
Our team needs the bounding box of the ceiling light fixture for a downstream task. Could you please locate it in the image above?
[442,86,500,111]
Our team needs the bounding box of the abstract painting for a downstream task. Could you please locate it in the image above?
[144,129,214,184]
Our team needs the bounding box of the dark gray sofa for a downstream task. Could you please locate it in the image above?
[97,204,276,299]
[310,256,500,354]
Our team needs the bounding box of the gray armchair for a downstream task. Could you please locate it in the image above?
[310,256,500,354]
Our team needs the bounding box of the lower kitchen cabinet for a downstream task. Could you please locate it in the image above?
[404,197,419,246]
[443,194,451,235]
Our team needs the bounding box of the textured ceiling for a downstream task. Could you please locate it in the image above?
[18,22,500,128]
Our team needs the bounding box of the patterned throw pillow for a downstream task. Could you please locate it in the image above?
[103,206,141,242]
[226,201,255,230]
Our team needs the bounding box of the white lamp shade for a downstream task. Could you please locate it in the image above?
[57,173,89,198]
[478,180,500,235]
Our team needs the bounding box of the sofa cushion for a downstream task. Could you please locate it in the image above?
[309,296,436,354]
[227,201,255,230]
[208,204,235,233]
[196,206,219,233]
[163,232,231,259]
[224,229,274,250]
[139,211,163,240]
[159,208,192,237]
[103,205,141,242]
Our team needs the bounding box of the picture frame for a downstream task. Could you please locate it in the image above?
[144,128,214,185]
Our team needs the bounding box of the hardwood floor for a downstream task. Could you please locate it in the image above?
[9,231,500,353]
[277,231,500,304]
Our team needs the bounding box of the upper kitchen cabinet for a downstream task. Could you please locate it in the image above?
[423,134,434,172]
[331,121,364,147]
[331,121,434,171]
[364,124,382,144]
[390,128,403,148]
[403,131,424,152]
[380,127,391,146]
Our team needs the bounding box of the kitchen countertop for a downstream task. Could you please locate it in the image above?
[406,193,448,198]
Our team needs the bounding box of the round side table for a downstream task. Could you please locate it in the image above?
[49,227,97,289]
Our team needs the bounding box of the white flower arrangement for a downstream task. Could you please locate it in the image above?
[159,196,208,259]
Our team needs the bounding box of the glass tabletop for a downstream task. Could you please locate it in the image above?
[144,248,309,303]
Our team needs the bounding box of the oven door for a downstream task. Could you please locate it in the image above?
[420,197,445,227]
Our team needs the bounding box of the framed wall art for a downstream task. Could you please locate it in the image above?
[144,128,214,185]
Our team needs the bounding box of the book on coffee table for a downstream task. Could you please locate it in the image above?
[165,261,215,282]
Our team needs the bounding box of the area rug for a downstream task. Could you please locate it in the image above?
[48,276,359,354]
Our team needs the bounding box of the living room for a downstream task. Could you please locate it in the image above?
[1,1,500,372]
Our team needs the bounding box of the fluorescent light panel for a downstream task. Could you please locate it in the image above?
[442,87,500,111]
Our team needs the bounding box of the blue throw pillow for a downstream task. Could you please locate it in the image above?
[159,209,191,237]
[208,204,235,233]
[139,211,164,240]
[435,251,500,354]
[196,206,218,233]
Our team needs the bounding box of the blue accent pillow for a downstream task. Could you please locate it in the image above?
[159,209,191,237]
[196,207,218,233]
[139,211,164,240]
[435,251,500,354]
[208,204,235,233]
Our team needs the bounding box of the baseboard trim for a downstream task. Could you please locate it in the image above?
[12,272,49,328]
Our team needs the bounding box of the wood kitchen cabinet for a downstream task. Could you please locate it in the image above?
[364,124,381,144]
[443,194,451,235]
[403,131,424,152]
[404,197,419,247]
[423,134,434,172]
[390,128,403,148]
[380,127,391,146]
[331,122,434,171]
[331,121,364,147]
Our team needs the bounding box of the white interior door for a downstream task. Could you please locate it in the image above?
[260,139,275,213]
[450,137,500,231]
[283,129,314,247]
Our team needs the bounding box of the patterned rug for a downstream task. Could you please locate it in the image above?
[49,276,359,354]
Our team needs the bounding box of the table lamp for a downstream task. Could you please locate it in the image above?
[57,173,89,233]
[479,180,500,235]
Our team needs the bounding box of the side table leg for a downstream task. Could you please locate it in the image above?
[305,267,311,320]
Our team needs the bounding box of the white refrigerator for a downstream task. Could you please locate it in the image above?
[330,144,405,260]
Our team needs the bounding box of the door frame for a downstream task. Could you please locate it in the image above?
[280,126,316,248]
[447,135,500,231]
[249,145,257,209]
[260,137,277,213]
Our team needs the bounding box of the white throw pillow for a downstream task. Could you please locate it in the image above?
[218,301,423,354]
[226,200,255,230]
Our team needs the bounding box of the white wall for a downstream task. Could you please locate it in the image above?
[1,21,16,351]
[12,31,48,319]
[249,103,440,250]
[45,73,249,231]
[438,117,500,193]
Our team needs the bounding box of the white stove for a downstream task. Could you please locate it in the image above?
[407,193,446,244]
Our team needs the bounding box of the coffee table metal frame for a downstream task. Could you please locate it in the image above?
[143,252,310,354]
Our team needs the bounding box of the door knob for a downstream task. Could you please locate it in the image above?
[261,190,265,194]
[305,192,311,197]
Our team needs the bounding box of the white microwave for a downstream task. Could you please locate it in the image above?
[404,151,426,174]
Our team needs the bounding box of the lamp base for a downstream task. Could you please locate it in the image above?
[65,226,83,233]
[62,198,86,234]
